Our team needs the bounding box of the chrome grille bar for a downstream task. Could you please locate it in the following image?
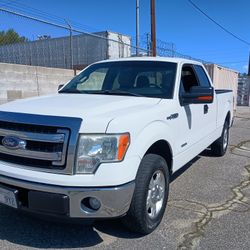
[0,145,62,161]
[0,128,65,143]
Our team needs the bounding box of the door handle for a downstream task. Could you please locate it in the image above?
[204,104,209,114]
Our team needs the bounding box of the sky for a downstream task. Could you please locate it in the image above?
[0,0,249,73]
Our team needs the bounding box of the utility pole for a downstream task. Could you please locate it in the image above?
[65,19,73,69]
[150,0,156,56]
[136,0,140,56]
[171,43,175,57]
[146,32,151,56]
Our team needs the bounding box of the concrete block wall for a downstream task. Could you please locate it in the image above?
[0,63,76,104]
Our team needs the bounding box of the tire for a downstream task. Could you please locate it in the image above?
[211,120,229,156]
[122,154,170,235]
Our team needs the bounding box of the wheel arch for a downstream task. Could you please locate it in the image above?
[144,140,173,174]
[225,111,231,126]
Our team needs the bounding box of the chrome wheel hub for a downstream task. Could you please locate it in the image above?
[223,127,228,150]
[146,170,165,219]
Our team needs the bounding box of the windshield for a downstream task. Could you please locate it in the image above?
[59,61,177,99]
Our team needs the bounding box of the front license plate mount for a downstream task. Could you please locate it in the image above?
[0,185,18,209]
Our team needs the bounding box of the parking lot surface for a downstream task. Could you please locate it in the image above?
[0,107,249,250]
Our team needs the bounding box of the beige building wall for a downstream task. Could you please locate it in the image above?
[0,63,76,104]
[204,64,238,110]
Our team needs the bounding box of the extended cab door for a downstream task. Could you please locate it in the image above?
[193,65,217,140]
[175,64,217,154]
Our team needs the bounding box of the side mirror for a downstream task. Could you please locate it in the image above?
[180,86,214,105]
[58,84,64,91]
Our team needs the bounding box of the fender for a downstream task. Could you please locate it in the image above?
[129,120,175,159]
[124,120,175,180]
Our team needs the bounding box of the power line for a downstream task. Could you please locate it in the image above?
[0,0,66,25]
[0,7,147,52]
[0,0,100,32]
[0,7,74,30]
[187,0,250,46]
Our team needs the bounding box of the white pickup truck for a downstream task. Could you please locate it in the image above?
[0,57,233,234]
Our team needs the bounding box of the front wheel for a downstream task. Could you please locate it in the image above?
[211,121,229,156]
[122,154,170,235]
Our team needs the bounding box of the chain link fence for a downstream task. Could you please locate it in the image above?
[0,6,212,71]
[0,7,150,70]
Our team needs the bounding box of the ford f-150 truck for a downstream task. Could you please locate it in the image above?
[0,57,233,234]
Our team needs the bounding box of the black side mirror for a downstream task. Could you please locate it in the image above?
[180,86,214,106]
[58,84,64,91]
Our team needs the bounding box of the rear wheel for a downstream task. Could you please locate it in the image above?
[122,154,170,235]
[211,120,229,156]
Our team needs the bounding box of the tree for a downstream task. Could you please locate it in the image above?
[0,29,29,45]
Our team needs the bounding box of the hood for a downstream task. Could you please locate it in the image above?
[0,94,160,132]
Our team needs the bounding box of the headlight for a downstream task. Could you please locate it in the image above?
[75,133,130,174]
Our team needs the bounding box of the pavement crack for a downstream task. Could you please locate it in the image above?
[234,116,250,120]
[168,199,208,216]
[230,140,250,158]
[175,164,250,250]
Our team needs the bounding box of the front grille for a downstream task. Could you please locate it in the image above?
[0,152,52,168]
[0,120,58,134]
[0,121,70,170]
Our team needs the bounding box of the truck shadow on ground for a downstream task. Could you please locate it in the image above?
[170,147,221,183]
[0,205,142,249]
[0,155,204,249]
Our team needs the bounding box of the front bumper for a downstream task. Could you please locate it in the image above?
[0,175,135,218]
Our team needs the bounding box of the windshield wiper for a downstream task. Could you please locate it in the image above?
[59,89,142,97]
[96,90,142,97]
[59,89,99,94]
[59,89,82,94]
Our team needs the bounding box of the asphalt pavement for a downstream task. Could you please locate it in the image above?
[0,106,249,250]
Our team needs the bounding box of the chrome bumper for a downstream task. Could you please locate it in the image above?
[0,175,135,218]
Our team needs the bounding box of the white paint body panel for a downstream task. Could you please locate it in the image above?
[0,57,233,187]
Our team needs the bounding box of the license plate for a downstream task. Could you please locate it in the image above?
[0,186,18,208]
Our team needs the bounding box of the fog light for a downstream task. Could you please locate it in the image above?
[89,197,101,210]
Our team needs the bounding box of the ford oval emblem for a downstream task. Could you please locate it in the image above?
[2,136,27,150]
